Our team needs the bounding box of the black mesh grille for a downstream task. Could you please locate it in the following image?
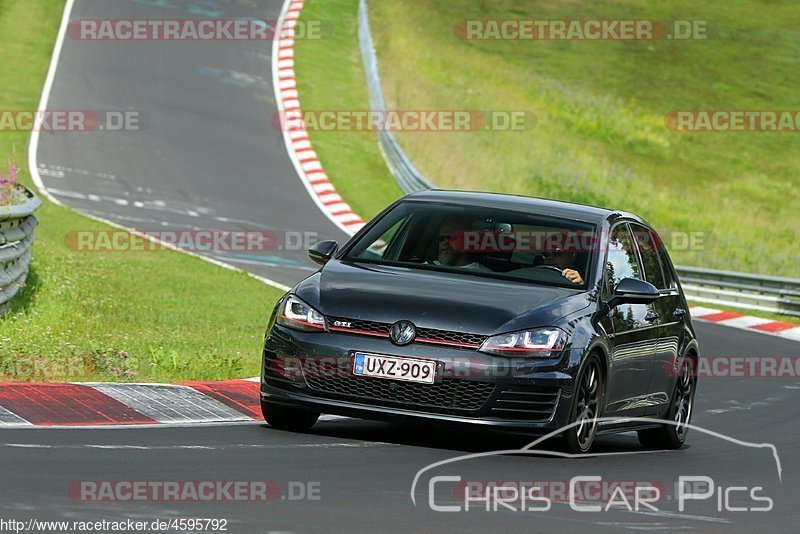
[490,386,560,421]
[302,357,494,411]
[416,326,486,347]
[328,317,486,349]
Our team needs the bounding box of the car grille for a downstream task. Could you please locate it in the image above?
[301,358,495,411]
[328,316,487,350]
[489,386,561,421]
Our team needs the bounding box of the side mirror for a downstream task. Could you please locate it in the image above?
[308,240,339,266]
[607,278,659,308]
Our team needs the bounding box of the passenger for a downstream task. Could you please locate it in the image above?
[431,217,491,270]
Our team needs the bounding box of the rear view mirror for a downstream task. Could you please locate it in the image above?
[308,240,339,266]
[608,278,659,308]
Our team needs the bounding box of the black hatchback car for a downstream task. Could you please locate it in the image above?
[261,191,699,452]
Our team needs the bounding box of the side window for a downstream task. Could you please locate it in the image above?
[631,224,668,290]
[351,218,407,260]
[606,224,641,293]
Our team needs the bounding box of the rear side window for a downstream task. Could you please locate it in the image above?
[605,224,641,292]
[631,224,672,290]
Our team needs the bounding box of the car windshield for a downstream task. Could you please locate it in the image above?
[343,201,597,289]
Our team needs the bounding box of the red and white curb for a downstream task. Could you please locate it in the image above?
[273,0,366,237]
[0,380,259,427]
[0,379,343,428]
[690,306,800,342]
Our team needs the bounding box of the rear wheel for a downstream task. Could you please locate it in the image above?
[563,354,603,454]
[638,358,696,449]
[261,399,319,432]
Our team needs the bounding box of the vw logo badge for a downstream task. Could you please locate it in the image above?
[389,320,416,346]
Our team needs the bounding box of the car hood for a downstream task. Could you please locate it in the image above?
[294,261,592,335]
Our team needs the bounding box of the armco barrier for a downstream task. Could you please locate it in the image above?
[676,266,800,317]
[358,0,433,194]
[0,185,40,312]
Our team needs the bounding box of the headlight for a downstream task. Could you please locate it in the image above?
[480,327,566,357]
[276,295,326,332]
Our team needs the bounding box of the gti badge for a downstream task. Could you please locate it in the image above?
[389,320,416,346]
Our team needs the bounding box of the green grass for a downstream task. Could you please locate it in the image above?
[295,0,799,277]
[293,0,403,219]
[0,0,285,382]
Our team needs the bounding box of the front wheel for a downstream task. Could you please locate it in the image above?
[638,358,696,449]
[261,399,319,432]
[563,354,604,454]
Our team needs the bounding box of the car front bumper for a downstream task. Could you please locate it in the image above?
[260,324,583,431]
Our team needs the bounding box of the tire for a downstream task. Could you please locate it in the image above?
[637,358,696,450]
[261,399,319,432]
[562,354,604,454]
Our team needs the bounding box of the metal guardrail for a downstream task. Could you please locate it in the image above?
[357,0,799,318]
[358,0,434,194]
[0,185,41,313]
[676,266,800,317]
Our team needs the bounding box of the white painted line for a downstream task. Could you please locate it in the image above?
[90,384,249,424]
[0,407,31,426]
[27,0,75,207]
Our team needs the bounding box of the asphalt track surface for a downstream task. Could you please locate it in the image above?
[19,0,800,532]
[36,0,348,288]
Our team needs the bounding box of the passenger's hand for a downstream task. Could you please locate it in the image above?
[562,268,583,285]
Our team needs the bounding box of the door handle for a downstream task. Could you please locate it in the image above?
[673,308,686,318]
[645,311,659,322]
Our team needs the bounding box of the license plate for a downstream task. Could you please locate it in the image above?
[353,352,436,384]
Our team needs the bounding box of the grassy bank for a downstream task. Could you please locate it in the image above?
[296,0,799,277]
[292,0,403,219]
[0,0,285,382]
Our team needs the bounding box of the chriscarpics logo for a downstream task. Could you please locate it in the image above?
[411,418,780,520]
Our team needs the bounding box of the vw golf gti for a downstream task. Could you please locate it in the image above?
[261,191,699,452]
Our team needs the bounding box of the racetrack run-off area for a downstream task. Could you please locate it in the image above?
[1,0,799,532]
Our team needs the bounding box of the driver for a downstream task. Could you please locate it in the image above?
[541,246,584,284]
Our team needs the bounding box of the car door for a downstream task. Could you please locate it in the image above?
[601,223,660,417]
[631,224,686,415]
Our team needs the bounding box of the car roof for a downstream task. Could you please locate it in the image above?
[403,189,646,226]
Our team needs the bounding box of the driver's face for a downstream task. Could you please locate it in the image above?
[542,248,576,269]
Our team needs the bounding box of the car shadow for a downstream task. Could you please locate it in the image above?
[296,418,654,456]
